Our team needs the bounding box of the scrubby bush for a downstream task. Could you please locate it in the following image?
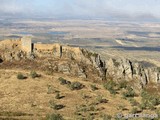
[122,87,135,98]
[104,80,117,94]
[131,107,138,114]
[109,88,117,95]
[49,100,64,110]
[117,105,126,111]
[90,84,98,91]
[101,114,112,120]
[155,108,160,118]
[55,92,62,99]
[47,85,58,94]
[30,71,39,78]
[129,98,139,106]
[46,113,64,120]
[96,95,108,104]
[69,82,84,90]
[139,102,147,110]
[140,90,160,110]
[117,80,128,89]
[104,80,116,90]
[17,73,25,80]
[75,103,98,119]
[58,77,71,85]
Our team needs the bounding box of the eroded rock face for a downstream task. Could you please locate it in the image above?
[90,55,106,80]
[105,58,160,87]
[46,60,87,78]
[1,51,27,61]
[0,39,159,88]
[106,58,133,80]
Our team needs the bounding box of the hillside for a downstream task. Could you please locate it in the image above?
[0,69,159,120]
[0,38,160,120]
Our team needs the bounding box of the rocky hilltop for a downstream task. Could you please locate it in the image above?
[0,38,159,90]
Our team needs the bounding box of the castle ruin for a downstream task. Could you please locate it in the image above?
[21,36,32,53]
[0,36,85,61]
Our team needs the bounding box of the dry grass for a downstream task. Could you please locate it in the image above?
[0,68,158,120]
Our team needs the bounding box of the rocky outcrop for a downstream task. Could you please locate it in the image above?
[0,39,159,88]
[46,60,87,78]
[106,58,133,80]
[0,50,35,61]
[105,58,160,87]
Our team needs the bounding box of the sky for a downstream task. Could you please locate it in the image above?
[0,0,160,21]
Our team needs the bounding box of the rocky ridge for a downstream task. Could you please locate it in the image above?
[0,39,159,89]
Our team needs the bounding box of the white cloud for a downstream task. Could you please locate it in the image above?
[0,0,159,21]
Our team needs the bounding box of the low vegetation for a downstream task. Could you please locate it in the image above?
[49,100,65,110]
[69,81,84,90]
[130,107,139,114]
[30,71,39,78]
[139,89,160,110]
[122,87,136,98]
[55,92,64,99]
[90,84,98,91]
[58,77,84,90]
[46,113,64,120]
[103,80,117,94]
[1,70,160,119]
[58,77,71,85]
[47,85,58,94]
[17,73,26,80]
[96,95,108,104]
[75,103,97,119]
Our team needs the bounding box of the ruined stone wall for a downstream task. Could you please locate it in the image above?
[34,43,62,58]
[34,43,58,51]
[0,39,21,50]
[34,43,83,59]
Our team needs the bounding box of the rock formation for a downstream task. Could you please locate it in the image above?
[0,38,159,89]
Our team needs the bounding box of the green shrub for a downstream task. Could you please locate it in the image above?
[30,71,39,78]
[155,108,160,118]
[101,114,112,120]
[109,88,117,95]
[104,80,117,94]
[49,100,64,110]
[104,80,116,90]
[46,113,64,120]
[129,98,139,106]
[69,82,84,90]
[47,85,58,94]
[149,105,155,110]
[140,90,160,109]
[141,90,148,98]
[131,107,138,114]
[55,92,62,99]
[117,105,126,111]
[17,73,25,80]
[139,102,147,110]
[58,77,71,85]
[90,84,98,91]
[96,95,108,104]
[118,80,128,89]
[122,87,135,98]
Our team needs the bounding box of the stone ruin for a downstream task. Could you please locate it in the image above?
[0,36,159,90]
[21,36,32,53]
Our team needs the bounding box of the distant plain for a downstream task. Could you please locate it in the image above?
[0,19,160,66]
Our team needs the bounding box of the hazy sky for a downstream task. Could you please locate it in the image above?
[0,0,160,21]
